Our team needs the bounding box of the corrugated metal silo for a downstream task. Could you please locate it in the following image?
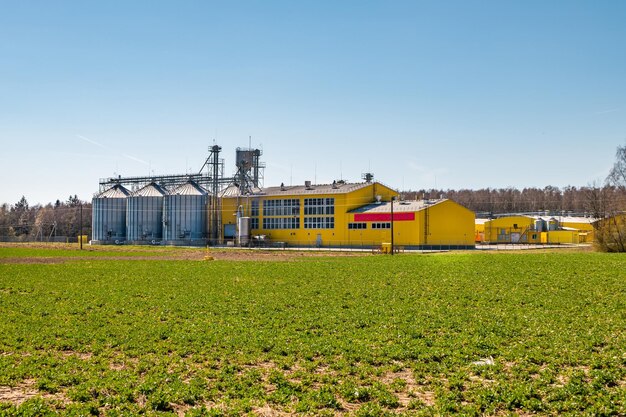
[92,184,130,243]
[126,182,167,243]
[163,181,208,244]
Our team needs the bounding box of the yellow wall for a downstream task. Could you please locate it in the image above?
[344,200,475,248]
[561,221,595,242]
[220,183,398,246]
[347,200,474,247]
[540,230,580,244]
[220,185,475,248]
[421,200,475,247]
[482,216,536,243]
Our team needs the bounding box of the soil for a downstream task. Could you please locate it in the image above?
[0,379,68,406]
[0,242,371,264]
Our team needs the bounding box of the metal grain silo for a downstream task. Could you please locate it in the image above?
[126,182,167,243]
[163,181,208,245]
[92,184,130,243]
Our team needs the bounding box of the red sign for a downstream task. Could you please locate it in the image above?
[354,212,415,222]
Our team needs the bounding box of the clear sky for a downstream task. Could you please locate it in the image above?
[1,1,625,205]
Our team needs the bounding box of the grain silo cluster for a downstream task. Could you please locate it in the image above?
[92,180,209,245]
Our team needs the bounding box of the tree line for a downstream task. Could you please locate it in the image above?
[0,195,92,241]
[402,185,609,215]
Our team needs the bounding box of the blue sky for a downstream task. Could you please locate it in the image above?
[1,1,625,205]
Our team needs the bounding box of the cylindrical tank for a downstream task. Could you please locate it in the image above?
[92,184,130,242]
[126,182,167,243]
[237,216,250,246]
[236,148,255,170]
[535,218,545,232]
[163,181,208,244]
[548,217,559,231]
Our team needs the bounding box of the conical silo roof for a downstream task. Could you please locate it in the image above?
[97,184,130,198]
[133,182,167,197]
[170,181,208,196]
[219,185,241,198]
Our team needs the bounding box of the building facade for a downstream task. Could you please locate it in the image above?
[221,181,475,249]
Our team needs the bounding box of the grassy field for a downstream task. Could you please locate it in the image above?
[0,246,625,416]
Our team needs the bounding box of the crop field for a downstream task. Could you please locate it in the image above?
[0,246,625,416]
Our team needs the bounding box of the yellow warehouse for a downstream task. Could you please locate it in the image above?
[558,216,596,242]
[540,230,580,244]
[347,199,475,249]
[219,181,475,249]
[482,216,540,243]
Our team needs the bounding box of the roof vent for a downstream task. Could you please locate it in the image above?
[332,180,338,189]
[305,180,312,190]
[375,195,382,203]
[280,182,286,191]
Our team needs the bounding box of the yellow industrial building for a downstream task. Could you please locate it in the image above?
[559,217,596,242]
[477,215,596,244]
[480,216,539,243]
[220,181,475,249]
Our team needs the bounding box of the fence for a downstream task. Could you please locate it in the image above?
[0,236,81,243]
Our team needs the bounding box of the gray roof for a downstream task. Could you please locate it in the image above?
[349,199,446,213]
[533,215,597,224]
[96,184,130,198]
[132,182,167,197]
[221,181,378,198]
[169,181,208,196]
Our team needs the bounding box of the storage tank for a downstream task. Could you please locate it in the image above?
[163,181,208,244]
[535,218,545,232]
[92,184,130,243]
[237,216,250,246]
[548,217,559,231]
[126,182,167,243]
[236,148,255,170]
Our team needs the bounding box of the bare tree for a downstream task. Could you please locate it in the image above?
[607,144,626,188]
[592,144,626,252]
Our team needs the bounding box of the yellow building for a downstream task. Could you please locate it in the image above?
[481,216,540,243]
[347,199,475,249]
[558,216,596,242]
[540,230,580,244]
[220,181,475,249]
[480,215,592,244]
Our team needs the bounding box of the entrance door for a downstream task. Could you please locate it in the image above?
[224,224,236,239]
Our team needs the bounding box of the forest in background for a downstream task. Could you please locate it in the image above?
[0,195,92,241]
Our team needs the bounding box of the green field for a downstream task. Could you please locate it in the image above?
[1,247,625,416]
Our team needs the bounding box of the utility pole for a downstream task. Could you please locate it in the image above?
[79,203,83,250]
[390,196,394,255]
